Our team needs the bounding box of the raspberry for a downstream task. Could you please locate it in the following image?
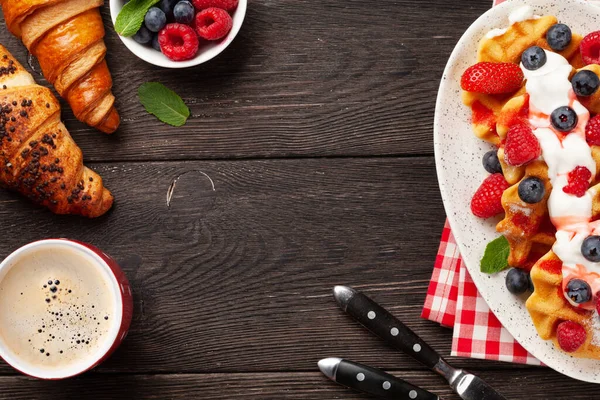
[461,62,524,94]
[586,114,600,146]
[470,173,510,219]
[581,31,600,65]
[195,8,233,40]
[563,166,592,197]
[556,320,586,353]
[504,124,541,166]
[192,0,238,11]
[158,23,199,61]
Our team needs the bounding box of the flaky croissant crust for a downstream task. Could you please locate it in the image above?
[0,45,113,217]
[0,0,120,133]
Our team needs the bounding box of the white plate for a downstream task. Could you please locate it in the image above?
[435,0,600,383]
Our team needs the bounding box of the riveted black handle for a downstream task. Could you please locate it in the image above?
[335,359,439,400]
[345,291,441,368]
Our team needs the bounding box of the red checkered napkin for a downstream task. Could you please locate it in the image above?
[421,220,542,365]
[422,220,542,364]
[422,221,460,328]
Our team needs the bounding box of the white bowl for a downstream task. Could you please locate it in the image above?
[109,0,247,68]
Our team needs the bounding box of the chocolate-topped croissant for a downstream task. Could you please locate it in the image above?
[0,45,113,217]
[0,0,120,133]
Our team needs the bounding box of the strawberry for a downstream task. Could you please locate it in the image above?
[563,166,592,197]
[470,173,510,218]
[461,62,524,94]
[586,114,600,146]
[556,320,587,353]
[504,124,541,166]
[581,31,600,65]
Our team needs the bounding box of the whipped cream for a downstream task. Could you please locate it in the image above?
[521,50,600,308]
[486,28,508,39]
[509,5,535,24]
[524,53,576,115]
[485,6,540,39]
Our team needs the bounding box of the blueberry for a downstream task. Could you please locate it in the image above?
[582,235,600,262]
[144,7,166,32]
[546,24,572,51]
[158,0,179,20]
[505,268,530,295]
[173,1,195,25]
[551,106,578,132]
[482,150,502,174]
[518,177,545,204]
[152,34,162,52]
[572,70,600,97]
[133,25,153,44]
[566,279,592,304]
[521,46,547,71]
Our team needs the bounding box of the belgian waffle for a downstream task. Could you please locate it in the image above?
[465,12,589,268]
[527,251,600,359]
[463,7,600,359]
[477,16,558,63]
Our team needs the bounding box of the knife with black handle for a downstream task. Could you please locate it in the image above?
[333,286,507,400]
[318,358,442,400]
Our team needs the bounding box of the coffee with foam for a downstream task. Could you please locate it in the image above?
[0,244,119,376]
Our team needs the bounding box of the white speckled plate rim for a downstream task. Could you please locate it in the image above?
[435,0,600,383]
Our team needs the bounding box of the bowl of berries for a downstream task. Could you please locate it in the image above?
[110,0,247,68]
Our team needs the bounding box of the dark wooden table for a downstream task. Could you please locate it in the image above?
[0,0,594,398]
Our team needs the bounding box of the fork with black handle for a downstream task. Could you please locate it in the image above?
[318,357,443,399]
[331,286,507,400]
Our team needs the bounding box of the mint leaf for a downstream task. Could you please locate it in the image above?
[138,82,190,127]
[115,0,161,37]
[480,236,510,274]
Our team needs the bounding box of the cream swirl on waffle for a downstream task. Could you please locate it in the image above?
[486,5,540,39]
[521,50,600,309]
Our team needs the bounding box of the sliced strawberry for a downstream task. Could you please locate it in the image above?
[504,124,541,166]
[461,62,524,94]
[470,173,510,218]
[556,320,587,353]
[563,166,592,197]
[581,31,600,65]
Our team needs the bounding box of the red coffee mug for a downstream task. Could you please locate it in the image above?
[0,239,133,379]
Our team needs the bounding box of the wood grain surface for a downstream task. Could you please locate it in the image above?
[0,157,451,374]
[0,0,491,162]
[1,369,594,400]
[0,0,588,399]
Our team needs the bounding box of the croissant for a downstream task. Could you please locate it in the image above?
[0,44,113,217]
[0,0,120,133]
